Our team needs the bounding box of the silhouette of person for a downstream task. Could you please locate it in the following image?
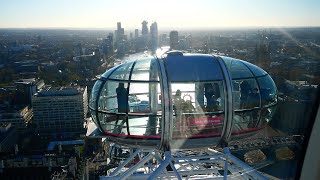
[173,90,184,115]
[247,87,260,128]
[114,83,128,134]
[248,88,260,108]
[204,83,217,111]
[116,83,128,113]
[240,81,251,109]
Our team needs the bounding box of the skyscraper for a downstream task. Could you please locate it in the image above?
[116,22,124,43]
[117,22,121,31]
[141,20,149,35]
[134,29,139,39]
[130,32,133,39]
[150,22,158,51]
[102,35,114,57]
[140,21,149,49]
[169,31,179,50]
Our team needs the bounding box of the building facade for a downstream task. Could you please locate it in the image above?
[0,106,33,132]
[141,21,149,36]
[32,86,88,138]
[0,123,17,153]
[150,22,158,51]
[169,31,179,50]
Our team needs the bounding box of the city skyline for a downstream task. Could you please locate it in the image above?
[1,0,320,29]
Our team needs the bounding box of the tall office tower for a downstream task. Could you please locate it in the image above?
[117,22,121,32]
[135,29,139,39]
[107,35,114,55]
[160,34,168,46]
[169,31,179,50]
[141,20,149,35]
[32,86,88,138]
[116,22,124,43]
[102,35,114,57]
[150,22,158,51]
[130,32,133,39]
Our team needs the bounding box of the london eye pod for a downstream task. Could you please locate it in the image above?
[89,51,277,151]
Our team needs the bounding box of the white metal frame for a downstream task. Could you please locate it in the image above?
[101,147,268,180]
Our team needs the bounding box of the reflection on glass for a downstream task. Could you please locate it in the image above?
[98,81,129,113]
[128,82,161,114]
[128,115,161,136]
[172,114,224,138]
[98,112,161,137]
[223,57,254,79]
[89,80,103,109]
[233,110,261,132]
[98,113,127,134]
[131,58,160,81]
[108,62,134,80]
[233,79,261,110]
[240,60,267,77]
[171,82,225,138]
[257,75,277,106]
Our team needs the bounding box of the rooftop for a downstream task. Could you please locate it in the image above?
[35,86,86,97]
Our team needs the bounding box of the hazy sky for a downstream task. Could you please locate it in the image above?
[0,0,319,29]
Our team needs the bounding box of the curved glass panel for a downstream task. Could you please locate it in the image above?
[108,61,134,80]
[165,55,223,81]
[257,75,277,106]
[98,113,161,138]
[98,80,129,113]
[128,82,162,115]
[172,115,224,139]
[89,80,103,110]
[232,110,261,132]
[221,57,254,79]
[98,113,126,134]
[90,109,98,125]
[233,79,261,110]
[128,115,161,137]
[100,65,120,79]
[131,58,160,81]
[240,60,268,77]
[171,81,224,139]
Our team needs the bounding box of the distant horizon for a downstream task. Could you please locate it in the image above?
[1,25,319,31]
[1,0,319,29]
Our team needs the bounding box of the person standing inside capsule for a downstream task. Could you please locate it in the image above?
[116,83,129,113]
[240,81,251,109]
[114,83,129,134]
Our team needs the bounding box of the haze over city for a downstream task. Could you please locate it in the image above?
[1,0,320,29]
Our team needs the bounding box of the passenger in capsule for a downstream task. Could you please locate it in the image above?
[240,81,251,109]
[173,90,184,115]
[116,83,128,113]
[248,88,260,107]
[204,83,218,111]
[247,88,260,128]
[114,83,128,134]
